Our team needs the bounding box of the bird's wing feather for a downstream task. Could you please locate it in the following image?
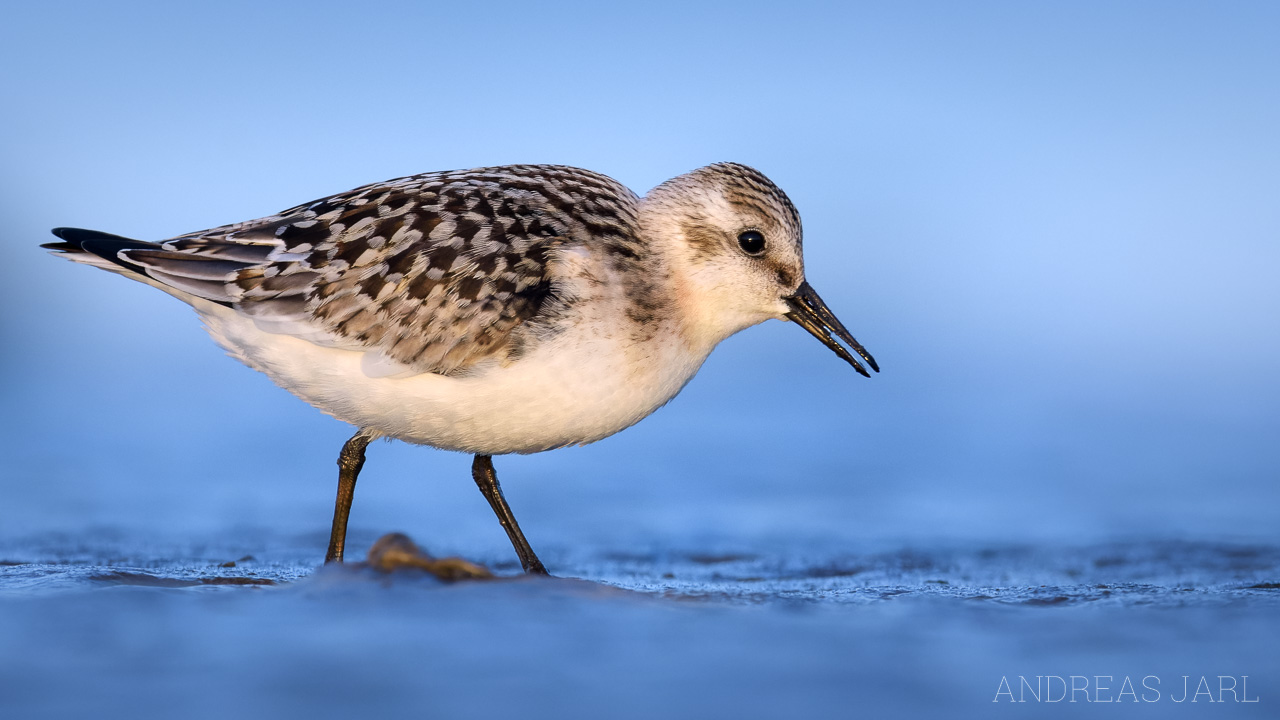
[122,165,642,376]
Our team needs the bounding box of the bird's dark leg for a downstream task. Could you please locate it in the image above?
[325,429,373,564]
[471,455,549,575]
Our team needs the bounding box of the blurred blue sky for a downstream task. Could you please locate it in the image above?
[2,1,1277,552]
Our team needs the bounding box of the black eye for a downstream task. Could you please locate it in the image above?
[737,230,765,256]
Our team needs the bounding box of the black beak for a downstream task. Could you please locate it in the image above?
[784,281,879,378]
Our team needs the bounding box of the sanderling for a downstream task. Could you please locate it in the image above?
[44,162,877,574]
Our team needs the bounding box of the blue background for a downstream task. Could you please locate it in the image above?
[3,4,1279,719]
[4,1,1276,547]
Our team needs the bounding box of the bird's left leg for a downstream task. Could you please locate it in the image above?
[324,429,374,564]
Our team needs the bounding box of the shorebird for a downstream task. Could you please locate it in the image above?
[44,162,877,574]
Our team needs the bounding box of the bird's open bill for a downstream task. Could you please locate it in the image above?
[784,281,879,377]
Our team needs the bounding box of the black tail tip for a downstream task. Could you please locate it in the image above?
[44,227,82,251]
[44,227,151,252]
[49,227,140,243]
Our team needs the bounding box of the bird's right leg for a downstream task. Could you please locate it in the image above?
[324,429,374,564]
[471,455,549,575]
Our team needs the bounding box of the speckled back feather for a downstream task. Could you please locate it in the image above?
[126,165,644,375]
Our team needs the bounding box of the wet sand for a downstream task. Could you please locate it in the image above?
[1,531,1276,719]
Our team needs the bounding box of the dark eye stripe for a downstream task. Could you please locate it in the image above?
[737,230,765,256]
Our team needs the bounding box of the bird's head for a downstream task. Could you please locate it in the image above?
[640,162,878,377]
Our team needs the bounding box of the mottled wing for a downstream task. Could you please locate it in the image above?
[125,165,641,376]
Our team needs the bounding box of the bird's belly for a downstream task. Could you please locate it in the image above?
[201,308,706,454]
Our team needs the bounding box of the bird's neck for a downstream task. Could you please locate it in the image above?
[634,205,765,359]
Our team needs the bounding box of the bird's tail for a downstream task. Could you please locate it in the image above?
[42,227,238,313]
[43,227,163,276]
